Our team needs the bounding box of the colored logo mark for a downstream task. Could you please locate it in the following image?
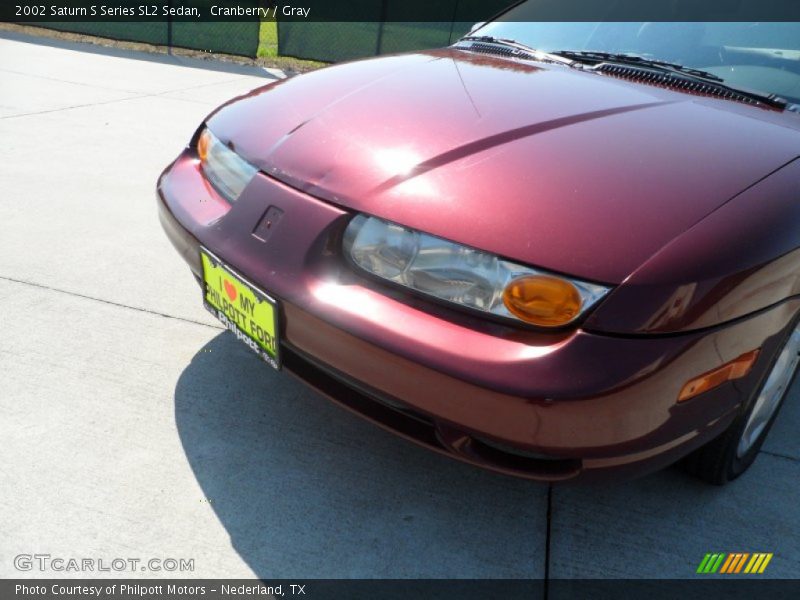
[697,553,773,574]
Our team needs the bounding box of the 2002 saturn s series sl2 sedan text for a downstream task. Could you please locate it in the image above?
[158,11,800,484]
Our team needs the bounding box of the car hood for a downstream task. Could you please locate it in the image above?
[207,48,800,284]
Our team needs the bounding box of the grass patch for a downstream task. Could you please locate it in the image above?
[258,19,278,58]
[257,19,325,71]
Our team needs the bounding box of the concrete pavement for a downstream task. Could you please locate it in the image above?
[0,32,546,581]
[0,31,798,583]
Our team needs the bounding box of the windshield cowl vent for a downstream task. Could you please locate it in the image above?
[466,41,533,59]
[594,63,764,107]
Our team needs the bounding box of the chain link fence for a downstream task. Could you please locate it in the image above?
[31,1,260,57]
[27,0,516,63]
[277,0,518,63]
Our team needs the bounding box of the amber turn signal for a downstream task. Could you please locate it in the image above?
[677,349,760,402]
[502,275,583,327]
[197,129,211,162]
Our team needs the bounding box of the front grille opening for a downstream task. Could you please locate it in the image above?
[281,343,441,447]
[282,342,582,480]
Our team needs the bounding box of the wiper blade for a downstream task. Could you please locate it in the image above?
[459,36,573,66]
[553,50,786,109]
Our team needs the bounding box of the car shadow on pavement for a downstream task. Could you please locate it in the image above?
[174,332,549,579]
[174,331,800,580]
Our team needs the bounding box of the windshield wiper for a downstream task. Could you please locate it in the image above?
[552,50,724,81]
[459,36,574,67]
[553,50,787,109]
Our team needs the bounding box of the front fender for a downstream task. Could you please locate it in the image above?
[585,156,800,334]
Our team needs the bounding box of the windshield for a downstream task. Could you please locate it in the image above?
[473,20,800,104]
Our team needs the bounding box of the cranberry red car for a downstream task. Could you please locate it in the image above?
[158,15,800,484]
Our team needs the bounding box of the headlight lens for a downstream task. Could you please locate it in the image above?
[197,128,257,203]
[343,215,610,327]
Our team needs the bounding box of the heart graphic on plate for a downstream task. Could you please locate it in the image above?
[223,279,237,302]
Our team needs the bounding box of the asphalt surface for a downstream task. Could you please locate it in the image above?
[1,31,798,583]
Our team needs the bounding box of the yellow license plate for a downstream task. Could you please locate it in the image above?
[200,248,280,369]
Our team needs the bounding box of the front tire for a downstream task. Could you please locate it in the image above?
[683,321,800,485]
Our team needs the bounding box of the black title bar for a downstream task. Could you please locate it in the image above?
[4,0,800,23]
[4,579,800,600]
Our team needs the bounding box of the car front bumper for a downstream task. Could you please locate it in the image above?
[158,149,798,482]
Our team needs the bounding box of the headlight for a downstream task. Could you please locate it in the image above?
[343,215,611,328]
[197,127,257,203]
